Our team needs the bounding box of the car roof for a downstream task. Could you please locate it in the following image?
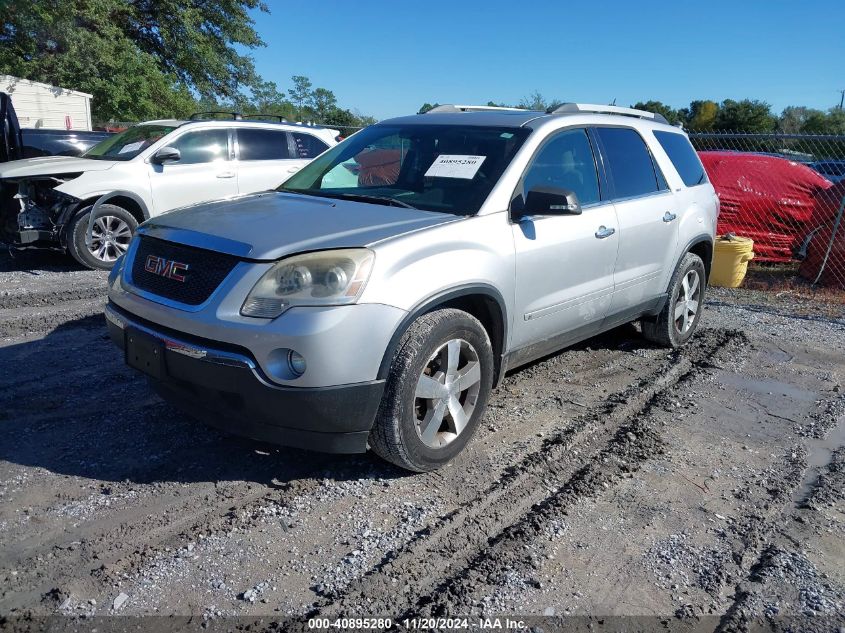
[382,110,546,128]
[378,105,682,133]
[140,119,338,134]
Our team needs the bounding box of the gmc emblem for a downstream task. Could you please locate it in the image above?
[145,254,189,282]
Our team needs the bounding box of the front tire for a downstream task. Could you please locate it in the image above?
[369,308,494,472]
[67,204,137,270]
[642,252,706,347]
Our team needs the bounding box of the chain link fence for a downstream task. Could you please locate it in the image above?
[689,131,845,293]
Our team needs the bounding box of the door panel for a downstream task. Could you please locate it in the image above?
[592,126,680,313]
[147,128,236,215]
[610,193,679,311]
[235,129,331,194]
[511,206,619,350]
[235,128,301,194]
[510,127,618,351]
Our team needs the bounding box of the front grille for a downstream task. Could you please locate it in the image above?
[129,235,239,306]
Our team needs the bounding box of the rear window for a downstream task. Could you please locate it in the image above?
[653,131,708,187]
[595,127,663,199]
[291,132,329,159]
[238,129,290,161]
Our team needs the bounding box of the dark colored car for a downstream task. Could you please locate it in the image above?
[0,92,113,162]
[21,128,113,158]
[811,160,845,184]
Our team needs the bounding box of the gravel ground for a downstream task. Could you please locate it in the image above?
[0,249,844,632]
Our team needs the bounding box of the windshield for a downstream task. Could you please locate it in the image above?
[280,124,531,214]
[83,124,178,161]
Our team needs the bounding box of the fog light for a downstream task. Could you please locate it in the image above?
[288,350,306,377]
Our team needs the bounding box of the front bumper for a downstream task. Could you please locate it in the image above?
[105,302,384,453]
[108,248,407,389]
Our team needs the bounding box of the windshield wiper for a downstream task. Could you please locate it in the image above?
[332,193,418,209]
[279,188,418,209]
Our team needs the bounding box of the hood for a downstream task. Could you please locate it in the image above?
[139,192,463,260]
[0,155,117,179]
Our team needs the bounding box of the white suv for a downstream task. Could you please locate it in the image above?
[0,115,338,269]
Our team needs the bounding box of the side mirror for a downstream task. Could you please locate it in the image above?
[514,187,582,220]
[151,146,181,165]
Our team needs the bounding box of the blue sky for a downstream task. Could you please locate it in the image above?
[249,0,844,120]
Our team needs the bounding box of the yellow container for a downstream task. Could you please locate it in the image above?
[710,234,755,288]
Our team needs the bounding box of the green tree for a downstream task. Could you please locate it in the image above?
[248,80,292,116]
[288,75,313,119]
[801,108,845,135]
[778,106,822,134]
[418,102,440,114]
[519,91,562,112]
[0,0,268,123]
[309,87,337,122]
[685,100,719,131]
[715,99,776,132]
[632,101,682,125]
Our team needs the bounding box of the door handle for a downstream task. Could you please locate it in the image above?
[216,171,236,178]
[595,226,616,239]
[663,211,677,222]
[287,166,301,174]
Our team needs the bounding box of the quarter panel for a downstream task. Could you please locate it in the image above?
[661,184,718,288]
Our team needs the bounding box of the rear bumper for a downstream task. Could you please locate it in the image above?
[105,302,384,453]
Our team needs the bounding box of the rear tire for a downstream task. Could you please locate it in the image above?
[369,308,494,472]
[67,204,137,270]
[642,252,706,347]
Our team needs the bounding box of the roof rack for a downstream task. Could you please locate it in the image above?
[189,111,243,120]
[187,111,331,128]
[241,113,290,123]
[425,104,527,114]
[548,103,669,124]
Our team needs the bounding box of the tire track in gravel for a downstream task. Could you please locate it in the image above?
[310,328,746,617]
[0,282,107,310]
[0,451,331,613]
[0,298,106,339]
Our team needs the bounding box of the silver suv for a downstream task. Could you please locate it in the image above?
[105,103,718,471]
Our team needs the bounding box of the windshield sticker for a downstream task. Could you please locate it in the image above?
[424,155,486,179]
[118,141,145,154]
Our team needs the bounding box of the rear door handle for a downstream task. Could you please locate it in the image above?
[287,166,301,174]
[216,171,236,179]
[663,211,677,222]
[595,226,616,239]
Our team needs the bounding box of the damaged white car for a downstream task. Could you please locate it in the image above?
[0,116,338,269]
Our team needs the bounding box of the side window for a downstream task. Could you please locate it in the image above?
[238,129,291,161]
[290,132,329,159]
[167,129,229,165]
[653,131,707,187]
[522,128,600,206]
[595,127,661,199]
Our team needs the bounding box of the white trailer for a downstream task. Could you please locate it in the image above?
[0,75,93,131]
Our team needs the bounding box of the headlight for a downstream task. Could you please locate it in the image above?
[241,248,375,318]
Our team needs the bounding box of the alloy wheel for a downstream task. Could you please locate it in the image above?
[414,338,482,448]
[87,215,132,262]
[674,269,701,333]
